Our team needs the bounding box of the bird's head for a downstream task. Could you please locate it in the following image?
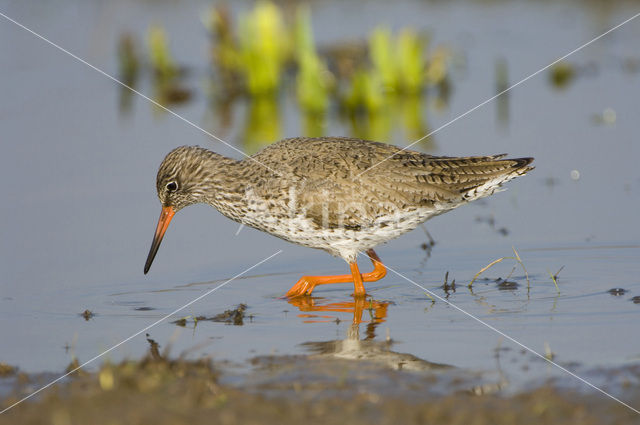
[144,146,214,274]
[156,146,214,212]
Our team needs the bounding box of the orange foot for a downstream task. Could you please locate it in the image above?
[285,249,387,298]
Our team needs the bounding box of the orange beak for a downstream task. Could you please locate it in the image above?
[144,206,175,274]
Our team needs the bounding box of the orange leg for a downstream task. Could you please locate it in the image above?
[284,249,387,298]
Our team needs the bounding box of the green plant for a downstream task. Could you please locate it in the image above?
[147,25,178,79]
[294,5,332,113]
[238,1,290,95]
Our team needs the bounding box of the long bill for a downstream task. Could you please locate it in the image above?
[144,206,175,274]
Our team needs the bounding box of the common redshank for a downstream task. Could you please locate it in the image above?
[144,137,533,297]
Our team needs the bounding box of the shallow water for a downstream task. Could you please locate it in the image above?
[1,0,640,408]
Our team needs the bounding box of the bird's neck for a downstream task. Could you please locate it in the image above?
[200,151,250,220]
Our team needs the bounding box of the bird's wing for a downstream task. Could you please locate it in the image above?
[377,152,534,205]
[250,138,533,228]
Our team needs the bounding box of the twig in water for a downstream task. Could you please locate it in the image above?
[442,271,449,289]
[547,270,561,293]
[469,257,507,287]
[512,246,530,286]
[469,246,528,288]
[554,265,565,280]
[442,271,457,293]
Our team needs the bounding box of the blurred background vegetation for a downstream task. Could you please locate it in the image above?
[117,1,459,153]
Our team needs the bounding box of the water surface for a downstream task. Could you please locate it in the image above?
[1,0,639,406]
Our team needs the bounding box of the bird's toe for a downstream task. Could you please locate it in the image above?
[285,277,316,298]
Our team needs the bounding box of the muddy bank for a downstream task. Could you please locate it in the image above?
[1,351,637,425]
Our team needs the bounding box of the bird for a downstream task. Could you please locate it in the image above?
[143,137,533,298]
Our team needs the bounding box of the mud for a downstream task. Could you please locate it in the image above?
[1,347,638,425]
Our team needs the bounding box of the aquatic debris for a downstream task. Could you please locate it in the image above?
[80,309,95,320]
[172,317,188,327]
[496,279,519,291]
[607,288,627,296]
[470,258,507,287]
[441,271,456,295]
[469,247,529,288]
[172,304,248,326]
[202,303,248,325]
[547,267,561,293]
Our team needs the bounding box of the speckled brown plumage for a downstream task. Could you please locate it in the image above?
[144,137,533,296]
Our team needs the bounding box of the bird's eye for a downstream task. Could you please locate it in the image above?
[166,181,178,192]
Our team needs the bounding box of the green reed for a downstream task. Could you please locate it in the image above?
[122,1,452,143]
[147,25,178,79]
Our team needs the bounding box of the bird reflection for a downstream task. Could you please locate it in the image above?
[287,296,449,371]
[288,296,388,337]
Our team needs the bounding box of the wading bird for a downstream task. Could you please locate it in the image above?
[144,137,533,297]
